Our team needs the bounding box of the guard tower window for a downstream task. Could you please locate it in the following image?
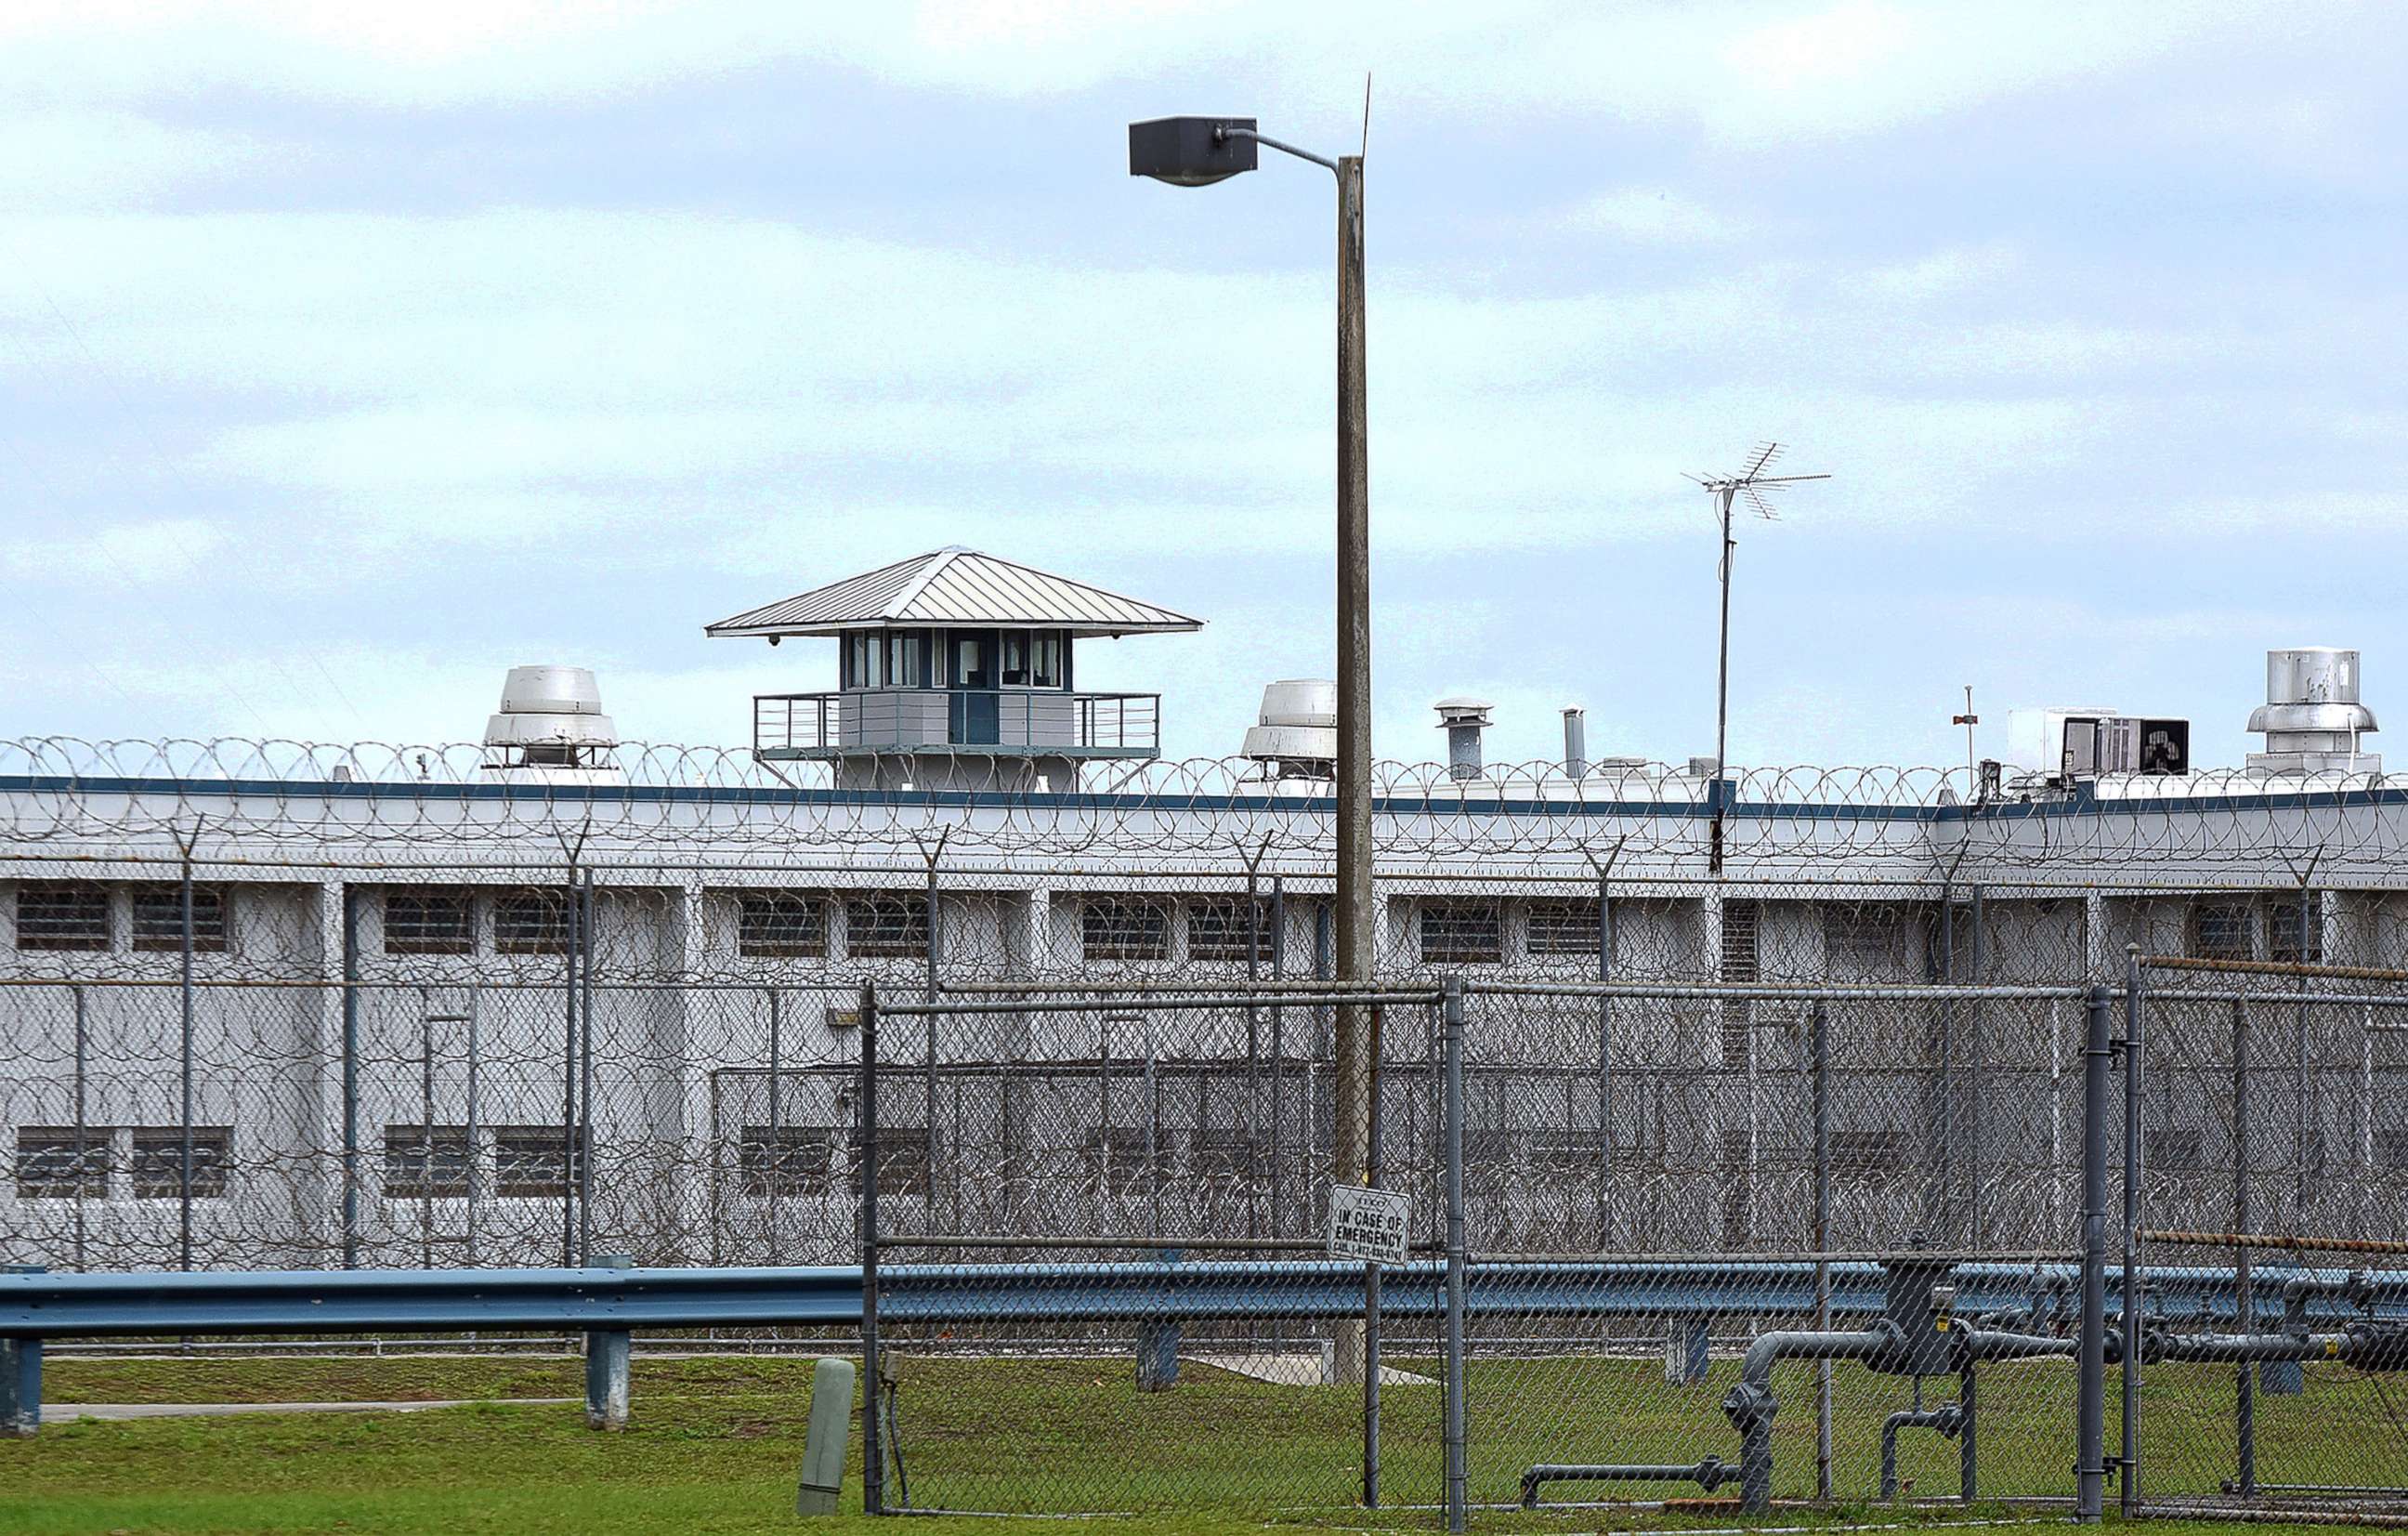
[131,885,229,953]
[15,884,109,952]
[738,893,826,959]
[1420,899,1502,965]
[887,632,924,689]
[1083,898,1170,962]
[1032,632,1064,689]
[1001,631,1028,686]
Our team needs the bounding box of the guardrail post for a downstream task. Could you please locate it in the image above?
[1136,1247,1182,1392]
[583,1254,634,1431]
[1,1266,39,1438]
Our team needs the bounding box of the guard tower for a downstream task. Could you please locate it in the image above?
[706,547,1201,791]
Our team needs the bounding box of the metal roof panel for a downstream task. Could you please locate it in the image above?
[706,549,1201,637]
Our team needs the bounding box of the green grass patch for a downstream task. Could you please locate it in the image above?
[4,1352,2395,1535]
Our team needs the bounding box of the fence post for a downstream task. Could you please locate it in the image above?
[340,887,360,1270]
[0,1266,40,1438]
[1362,1002,1382,1508]
[859,981,884,1516]
[583,1253,634,1430]
[1813,996,1833,1501]
[2231,994,2256,1493]
[2076,982,2113,1523]
[179,842,196,1273]
[1442,973,1467,1536]
[579,871,596,1266]
[2122,946,2144,1514]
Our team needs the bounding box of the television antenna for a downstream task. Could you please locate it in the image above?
[1687,441,1829,873]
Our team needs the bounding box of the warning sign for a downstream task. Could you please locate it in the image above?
[1328,1184,1411,1266]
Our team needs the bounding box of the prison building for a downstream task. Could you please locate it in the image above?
[3,558,2403,1271]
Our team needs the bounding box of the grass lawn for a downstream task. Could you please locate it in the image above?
[1,1352,2394,1536]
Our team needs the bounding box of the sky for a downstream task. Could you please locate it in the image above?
[1,1,2403,773]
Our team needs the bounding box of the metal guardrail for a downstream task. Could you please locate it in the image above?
[8,1257,2397,1339]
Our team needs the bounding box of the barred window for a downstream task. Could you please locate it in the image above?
[1192,1125,1258,1182]
[1420,900,1502,965]
[15,1127,110,1199]
[845,895,929,959]
[1720,900,1762,981]
[739,1125,839,1196]
[1825,906,1911,978]
[385,889,473,956]
[1526,1129,1606,1183]
[1082,898,1170,962]
[492,1125,585,1197]
[1828,1128,1907,1172]
[494,890,572,956]
[1185,897,1274,964]
[738,893,825,959]
[857,1127,931,1198]
[383,1125,472,1199]
[1526,898,1603,957]
[2145,1124,2205,1171]
[2377,1127,2408,1172]
[15,883,109,952]
[2186,900,2254,962]
[2270,899,2323,965]
[1083,1127,1169,1197]
[131,885,229,953]
[129,1127,230,1199]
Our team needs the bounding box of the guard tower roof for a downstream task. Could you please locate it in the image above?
[704,547,1203,639]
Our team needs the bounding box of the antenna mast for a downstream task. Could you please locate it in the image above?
[1687,441,1829,873]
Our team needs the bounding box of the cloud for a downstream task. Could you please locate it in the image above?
[1564,189,1754,246]
[2,518,228,584]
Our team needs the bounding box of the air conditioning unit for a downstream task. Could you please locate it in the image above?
[2007,709,2189,781]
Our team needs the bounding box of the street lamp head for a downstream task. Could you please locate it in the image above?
[1128,116,1258,187]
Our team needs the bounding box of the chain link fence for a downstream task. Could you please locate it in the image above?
[7,743,2408,1523]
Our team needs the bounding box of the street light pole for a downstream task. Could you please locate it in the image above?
[1132,117,1375,1383]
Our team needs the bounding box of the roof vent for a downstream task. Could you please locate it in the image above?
[483,665,625,784]
[1241,679,1336,780]
[1434,697,1493,782]
[2247,647,2379,777]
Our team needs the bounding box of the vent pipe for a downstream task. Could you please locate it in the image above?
[2246,647,2379,776]
[1562,708,1588,779]
[1435,697,1494,782]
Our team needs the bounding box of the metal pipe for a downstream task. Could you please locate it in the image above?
[1523,1459,1737,1508]
[2076,983,2113,1523]
[1878,1405,1962,1500]
[560,872,579,1268]
[1722,1322,1904,1513]
[579,871,595,1265]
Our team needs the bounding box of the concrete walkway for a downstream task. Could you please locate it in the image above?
[42,1398,577,1424]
